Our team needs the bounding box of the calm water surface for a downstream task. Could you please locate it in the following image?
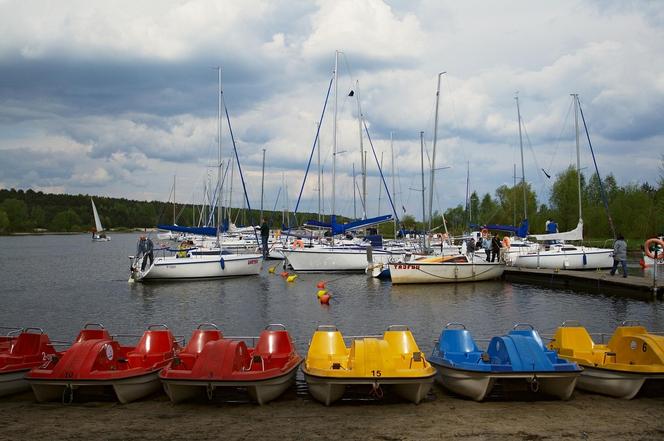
[1,233,662,356]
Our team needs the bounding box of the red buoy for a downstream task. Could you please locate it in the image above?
[320,294,331,304]
[280,271,289,278]
[317,281,326,289]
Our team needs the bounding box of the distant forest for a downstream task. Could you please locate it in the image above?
[1,159,662,241]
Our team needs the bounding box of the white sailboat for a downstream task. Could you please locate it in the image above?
[90,198,110,242]
[512,95,613,270]
[129,68,262,282]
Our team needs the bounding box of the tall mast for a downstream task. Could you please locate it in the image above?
[317,122,321,222]
[573,93,582,220]
[356,80,366,219]
[173,175,176,224]
[260,148,266,220]
[352,163,356,219]
[377,152,384,215]
[420,131,426,250]
[428,72,445,231]
[332,50,339,221]
[216,66,222,238]
[515,94,527,220]
[390,131,396,238]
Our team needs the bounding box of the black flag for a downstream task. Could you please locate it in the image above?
[348,90,354,97]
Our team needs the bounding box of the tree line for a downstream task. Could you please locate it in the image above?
[1,158,662,241]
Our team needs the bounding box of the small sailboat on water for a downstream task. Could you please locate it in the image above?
[91,198,110,242]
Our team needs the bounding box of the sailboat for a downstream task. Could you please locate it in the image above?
[512,95,613,270]
[129,68,262,282]
[281,51,399,272]
[90,198,110,242]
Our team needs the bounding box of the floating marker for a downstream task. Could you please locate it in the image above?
[319,293,331,304]
[316,281,326,289]
[280,271,289,278]
[317,289,327,298]
[287,274,298,283]
[268,266,276,273]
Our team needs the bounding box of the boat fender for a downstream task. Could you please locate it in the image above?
[219,258,225,270]
[62,385,74,405]
[292,239,304,249]
[529,376,539,393]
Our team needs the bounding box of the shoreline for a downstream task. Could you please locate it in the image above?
[1,386,663,441]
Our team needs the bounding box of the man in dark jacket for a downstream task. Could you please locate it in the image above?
[491,232,502,262]
[260,219,270,257]
[137,235,154,270]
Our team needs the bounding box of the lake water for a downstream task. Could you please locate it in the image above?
[1,233,662,357]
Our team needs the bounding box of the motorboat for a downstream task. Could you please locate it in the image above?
[302,325,436,405]
[129,249,262,282]
[26,323,181,403]
[429,323,580,401]
[1,328,60,397]
[160,323,302,404]
[548,321,664,399]
[388,253,505,284]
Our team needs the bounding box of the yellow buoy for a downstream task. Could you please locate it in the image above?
[317,289,328,298]
[268,266,276,274]
[287,274,298,283]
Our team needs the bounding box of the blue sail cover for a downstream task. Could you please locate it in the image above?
[157,224,222,236]
[470,219,529,238]
[303,214,393,236]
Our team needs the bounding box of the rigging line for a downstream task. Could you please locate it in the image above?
[224,102,259,243]
[577,96,616,239]
[292,74,334,221]
[363,119,401,228]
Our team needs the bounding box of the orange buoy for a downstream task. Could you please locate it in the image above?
[317,289,327,298]
[319,294,331,304]
[280,271,289,278]
[316,281,326,289]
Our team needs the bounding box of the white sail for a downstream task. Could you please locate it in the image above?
[91,198,103,232]
[529,219,584,242]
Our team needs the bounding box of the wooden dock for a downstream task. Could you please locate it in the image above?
[503,267,663,300]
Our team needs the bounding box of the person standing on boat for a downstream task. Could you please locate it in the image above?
[547,219,558,234]
[491,232,502,262]
[610,234,628,278]
[260,218,270,258]
[137,235,154,271]
[482,235,491,262]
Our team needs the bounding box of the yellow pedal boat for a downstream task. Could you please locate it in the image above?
[302,325,436,405]
[549,321,664,399]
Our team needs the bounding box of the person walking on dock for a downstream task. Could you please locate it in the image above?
[610,234,628,278]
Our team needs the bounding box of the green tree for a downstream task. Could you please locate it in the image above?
[549,166,586,231]
[50,209,82,232]
[1,198,28,231]
[0,209,9,232]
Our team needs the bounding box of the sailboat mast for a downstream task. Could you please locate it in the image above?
[216,66,222,238]
[572,93,582,220]
[332,50,338,222]
[173,175,176,224]
[317,121,321,223]
[260,148,266,220]
[356,80,366,219]
[390,131,396,238]
[352,163,356,219]
[428,72,445,231]
[420,131,426,250]
[515,94,527,220]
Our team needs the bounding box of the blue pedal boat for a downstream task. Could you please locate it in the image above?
[429,323,581,401]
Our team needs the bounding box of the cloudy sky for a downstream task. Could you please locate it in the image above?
[1,0,662,221]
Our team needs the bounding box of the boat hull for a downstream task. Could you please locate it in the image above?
[283,247,394,272]
[513,248,613,270]
[302,372,434,406]
[433,364,578,401]
[134,254,262,281]
[389,261,505,284]
[575,366,663,399]
[0,369,31,397]
[162,367,298,405]
[29,371,163,404]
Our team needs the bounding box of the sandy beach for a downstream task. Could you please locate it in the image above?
[1,385,663,441]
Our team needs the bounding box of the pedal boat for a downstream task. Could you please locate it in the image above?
[26,323,181,403]
[429,323,581,401]
[302,325,436,405]
[548,321,664,399]
[1,328,60,397]
[160,323,302,404]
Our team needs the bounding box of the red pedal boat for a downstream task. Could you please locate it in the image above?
[160,323,302,404]
[1,327,60,397]
[26,323,181,403]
